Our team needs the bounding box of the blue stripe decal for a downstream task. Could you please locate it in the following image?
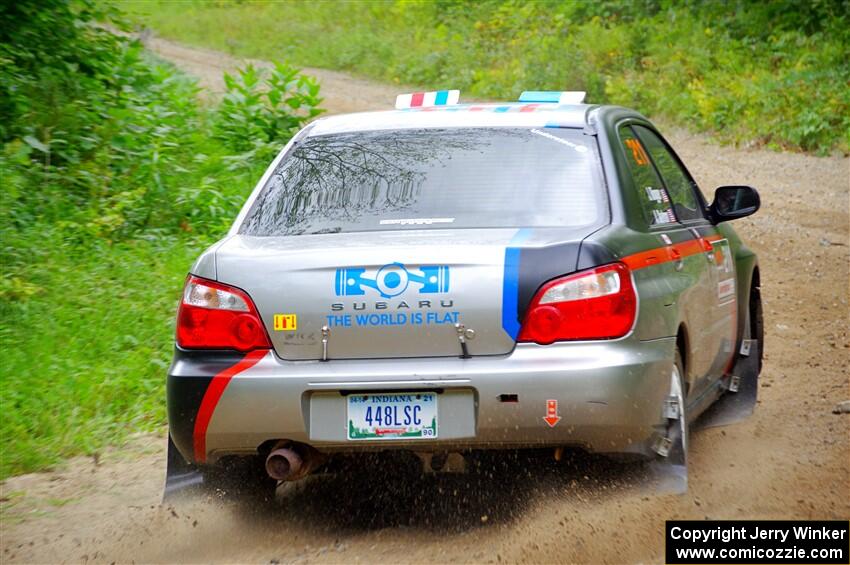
[494,106,511,113]
[435,90,448,105]
[519,91,562,103]
[502,228,533,340]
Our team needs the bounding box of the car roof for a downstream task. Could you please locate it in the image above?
[307,102,602,136]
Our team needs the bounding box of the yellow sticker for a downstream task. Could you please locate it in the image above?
[273,314,297,331]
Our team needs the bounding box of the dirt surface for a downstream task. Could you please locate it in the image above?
[2,37,848,564]
[140,35,397,114]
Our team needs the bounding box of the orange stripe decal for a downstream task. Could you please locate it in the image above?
[192,349,268,463]
[622,235,722,271]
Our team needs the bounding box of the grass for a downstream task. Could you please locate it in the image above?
[0,3,309,478]
[0,10,316,476]
[0,234,206,477]
[122,0,849,154]
[0,36,310,477]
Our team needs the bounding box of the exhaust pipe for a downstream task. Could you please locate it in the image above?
[264,443,325,481]
[265,447,303,481]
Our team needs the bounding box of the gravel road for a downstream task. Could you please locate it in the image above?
[1,37,847,565]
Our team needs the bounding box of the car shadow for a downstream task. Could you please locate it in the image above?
[229,449,662,533]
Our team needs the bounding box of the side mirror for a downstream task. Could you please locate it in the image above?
[709,185,760,223]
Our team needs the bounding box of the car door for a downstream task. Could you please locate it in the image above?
[617,124,718,397]
[632,125,737,394]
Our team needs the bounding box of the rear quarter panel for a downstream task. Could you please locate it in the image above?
[579,225,684,341]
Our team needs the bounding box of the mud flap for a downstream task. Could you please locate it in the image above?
[642,365,689,495]
[644,420,688,494]
[163,433,204,501]
[695,339,760,429]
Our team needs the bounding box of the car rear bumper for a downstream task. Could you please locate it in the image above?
[167,337,676,465]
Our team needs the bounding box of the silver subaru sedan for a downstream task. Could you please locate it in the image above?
[165,90,763,497]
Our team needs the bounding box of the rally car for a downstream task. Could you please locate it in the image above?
[165,90,763,496]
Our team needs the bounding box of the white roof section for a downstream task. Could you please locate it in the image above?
[307,103,594,136]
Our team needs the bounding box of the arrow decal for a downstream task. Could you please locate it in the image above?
[543,399,561,427]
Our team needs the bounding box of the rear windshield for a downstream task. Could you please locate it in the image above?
[239,127,604,236]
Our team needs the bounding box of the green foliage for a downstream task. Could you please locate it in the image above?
[1,0,225,242]
[126,0,849,154]
[0,236,201,477]
[0,1,322,476]
[0,0,126,144]
[216,62,323,157]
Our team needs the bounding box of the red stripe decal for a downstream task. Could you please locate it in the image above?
[622,235,722,271]
[410,92,425,107]
[519,104,540,112]
[622,232,737,374]
[192,349,268,463]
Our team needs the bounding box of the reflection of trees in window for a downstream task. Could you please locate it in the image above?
[618,126,677,227]
[241,128,526,235]
[632,126,701,221]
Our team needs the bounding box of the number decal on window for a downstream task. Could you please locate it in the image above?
[624,138,650,166]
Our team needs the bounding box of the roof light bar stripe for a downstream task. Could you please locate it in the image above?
[396,89,460,109]
[518,91,587,104]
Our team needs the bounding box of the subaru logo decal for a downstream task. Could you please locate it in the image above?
[335,263,450,298]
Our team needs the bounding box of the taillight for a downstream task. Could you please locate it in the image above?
[517,263,636,344]
[176,276,272,352]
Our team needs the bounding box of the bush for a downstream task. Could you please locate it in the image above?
[215,61,323,156]
[0,1,323,476]
[126,0,850,154]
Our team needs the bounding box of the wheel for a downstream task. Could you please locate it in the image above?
[660,348,688,468]
[643,348,689,493]
[668,349,687,466]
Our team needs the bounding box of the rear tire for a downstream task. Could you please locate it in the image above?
[662,349,688,467]
[639,348,690,493]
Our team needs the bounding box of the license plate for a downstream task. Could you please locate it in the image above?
[347,392,438,440]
